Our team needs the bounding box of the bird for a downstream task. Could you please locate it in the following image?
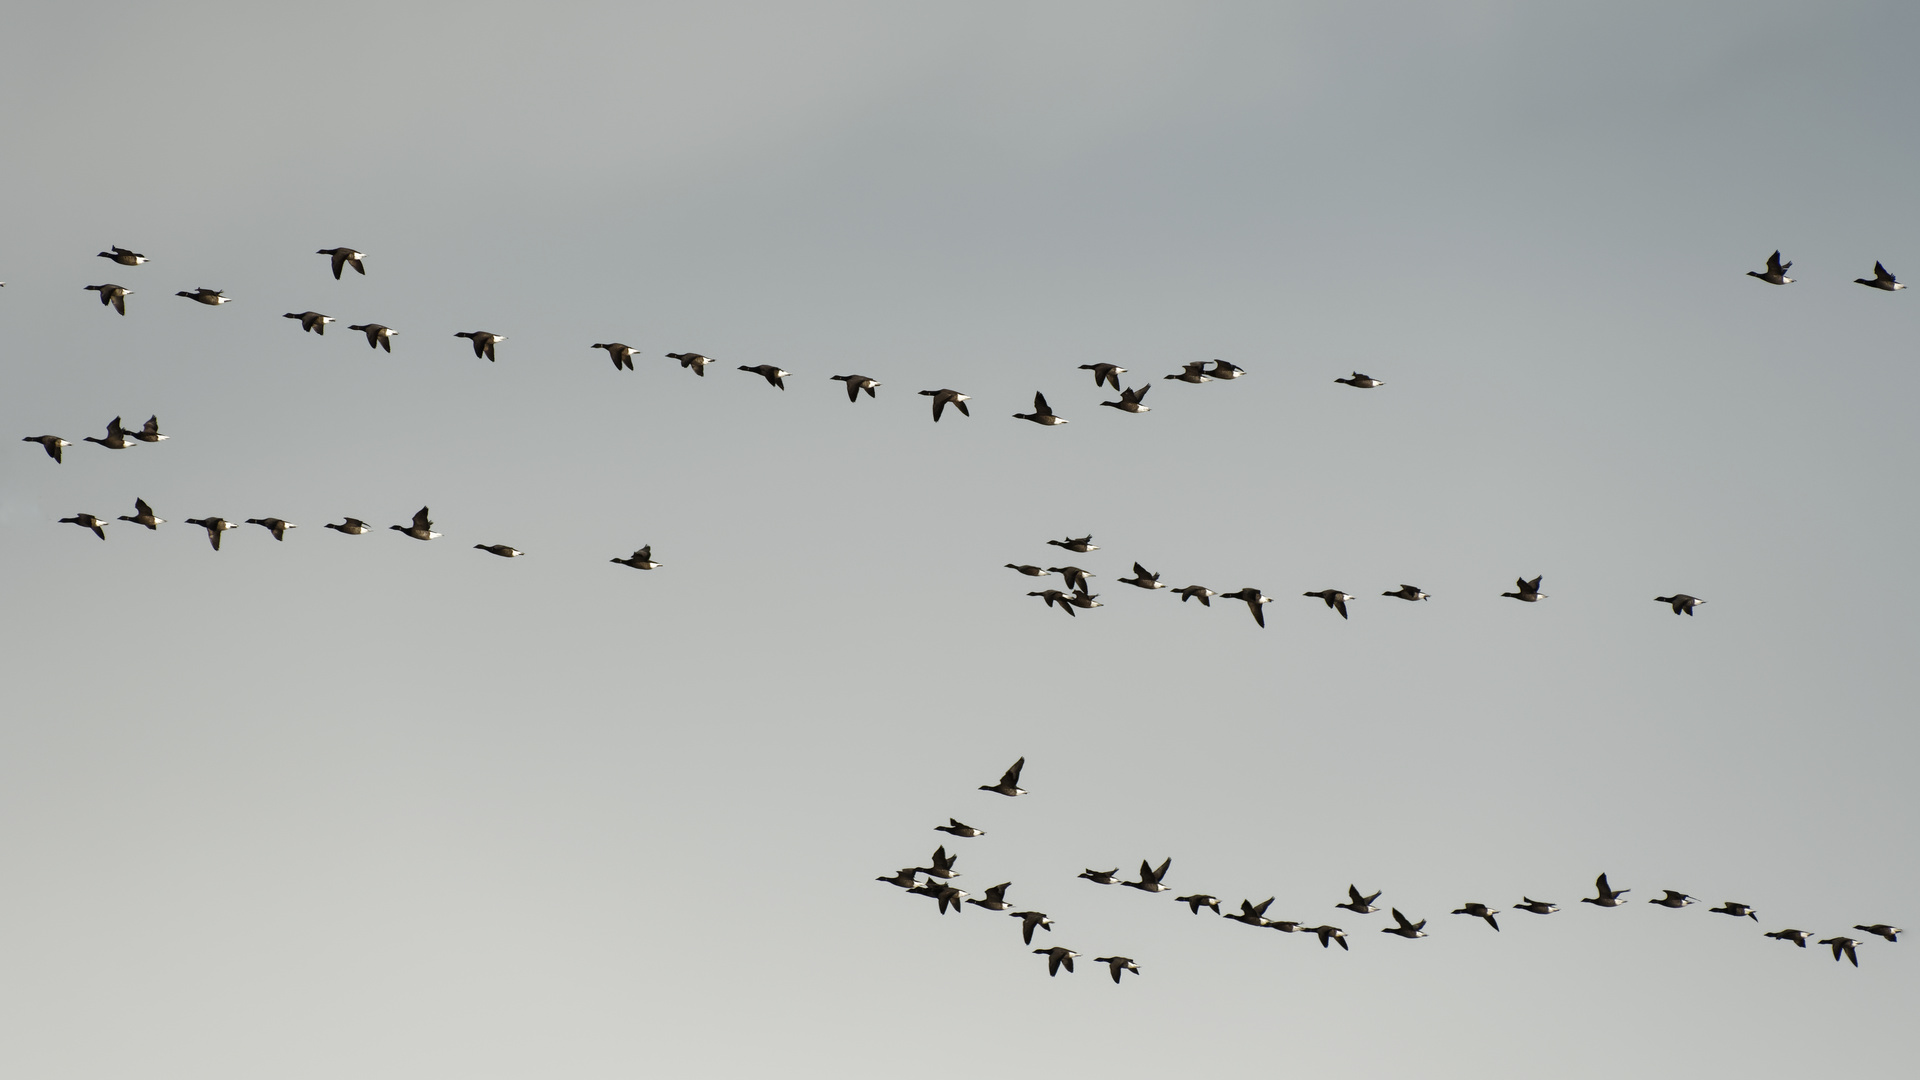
[84,283,131,314]
[1220,588,1273,627]
[455,331,505,361]
[82,417,135,450]
[1005,564,1051,577]
[1582,873,1629,907]
[1266,918,1305,934]
[918,389,970,421]
[1856,261,1904,291]
[1064,589,1102,611]
[1079,362,1126,390]
[1649,890,1697,909]
[1655,594,1705,616]
[1027,589,1076,616]
[1502,575,1546,602]
[738,364,789,389]
[184,517,236,550]
[666,352,716,376]
[283,310,333,334]
[1337,886,1383,915]
[117,497,163,530]
[1383,585,1429,601]
[348,323,398,351]
[1048,566,1093,592]
[1382,909,1429,939]
[1099,385,1151,413]
[390,507,440,541]
[611,546,661,570]
[1747,250,1793,285]
[317,247,366,279]
[935,818,985,838]
[1047,535,1097,553]
[1079,868,1122,886]
[1306,925,1350,950]
[246,518,297,541]
[1452,902,1501,930]
[831,374,881,401]
[927,882,968,914]
[1034,947,1079,976]
[1304,589,1353,619]
[1514,897,1560,915]
[324,518,373,535]
[1335,372,1384,388]
[176,287,230,305]
[876,868,920,889]
[23,435,70,463]
[1175,894,1222,915]
[1854,924,1903,943]
[965,883,1014,912]
[1119,563,1165,589]
[980,758,1026,796]
[1164,361,1212,384]
[1173,585,1215,606]
[1206,359,1245,379]
[130,416,167,443]
[1093,956,1140,983]
[59,513,107,540]
[1818,936,1862,967]
[475,544,524,558]
[1012,391,1068,425]
[1010,910,1053,944]
[97,245,147,266]
[1709,902,1758,921]
[1764,928,1813,948]
[915,846,960,880]
[593,343,638,371]
[1225,898,1277,927]
[1121,858,1172,892]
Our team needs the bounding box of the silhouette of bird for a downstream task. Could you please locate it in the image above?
[1655,594,1705,615]
[1047,535,1097,553]
[455,331,505,361]
[84,283,131,314]
[390,507,440,541]
[738,364,789,389]
[964,883,1014,912]
[98,245,147,266]
[1093,956,1140,983]
[1854,924,1902,943]
[980,758,1026,796]
[593,343,637,371]
[474,544,524,558]
[1005,564,1050,577]
[1010,910,1053,944]
[1206,360,1245,379]
[1048,566,1093,593]
[935,818,984,838]
[1176,894,1221,914]
[1173,585,1214,605]
[1582,873,1629,907]
[1121,858,1172,892]
[1064,588,1102,611]
[1079,362,1126,390]
[666,352,716,376]
[1747,250,1793,285]
[1709,902,1758,921]
[1099,385,1151,413]
[1502,575,1546,602]
[1764,928,1813,948]
[1381,909,1428,939]
[1337,886,1382,915]
[246,518,297,541]
[611,546,660,570]
[918,388,969,421]
[1034,947,1078,976]
[831,374,881,401]
[1119,563,1165,589]
[1028,589,1076,616]
[1649,890,1697,909]
[1225,898,1277,927]
[283,310,333,334]
[324,518,373,535]
[23,435,70,463]
[1514,897,1560,915]
[1856,261,1905,291]
[1164,361,1212,384]
[349,323,397,351]
[1078,868,1122,886]
[184,517,236,550]
[1452,902,1500,930]
[1304,589,1353,619]
[1012,391,1067,425]
[1221,588,1272,627]
[876,868,920,889]
[1383,585,1429,601]
[318,247,366,278]
[176,287,230,305]
[118,497,163,530]
[1306,925,1349,950]
[914,846,960,880]
[59,513,107,540]
[1818,936,1862,967]
[82,417,135,450]
[130,416,167,443]
[1335,372,1384,388]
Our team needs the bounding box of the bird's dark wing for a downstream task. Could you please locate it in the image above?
[413,507,432,530]
[1002,757,1024,786]
[1034,392,1050,414]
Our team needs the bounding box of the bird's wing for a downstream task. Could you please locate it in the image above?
[135,498,153,515]
[1334,597,1348,619]
[1002,757,1024,786]
[1034,392,1049,414]
[413,507,432,530]
[331,249,349,278]
[932,397,946,421]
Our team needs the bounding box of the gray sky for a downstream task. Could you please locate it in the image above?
[3,3,1915,1077]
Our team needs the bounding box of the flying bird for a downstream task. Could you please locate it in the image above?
[1064,589,1102,611]
[84,283,131,314]
[1012,391,1068,425]
[1818,936,1862,967]
[1220,588,1273,627]
[117,498,163,530]
[283,310,333,334]
[175,288,230,305]
[1502,575,1546,602]
[324,518,373,535]
[1649,890,1697,909]
[914,845,960,880]
[876,868,920,889]
[934,818,984,838]
[184,516,236,550]
[1335,372,1384,388]
[1005,564,1050,577]
[130,416,167,443]
[97,245,147,266]
[1306,925,1350,950]
[1856,261,1904,291]
[1164,361,1212,384]
[1225,898,1277,927]
[317,247,366,279]
[1173,585,1214,605]
[1121,858,1172,892]
[1452,902,1500,931]
[738,364,789,389]
[918,388,970,421]
[1709,902,1758,921]
[964,883,1014,912]
[1034,947,1079,976]
[246,518,297,541]
[390,507,440,541]
[1099,385,1151,413]
[23,435,70,463]
[1047,535,1097,553]
[59,513,107,540]
[83,417,135,450]
[1383,585,1429,601]
[1304,589,1353,619]
[1514,897,1560,915]
[1337,886,1382,915]
[474,544,524,558]
[831,374,881,401]
[1048,566,1093,593]
[611,546,660,570]
[1010,910,1053,944]
[1747,250,1793,285]
[348,323,397,351]
[593,343,638,371]
[1093,956,1140,983]
[455,331,505,361]
[1655,594,1705,615]
[1582,873,1629,907]
[979,759,1026,796]
[1764,929,1812,947]
[1854,924,1902,943]
[1205,359,1245,379]
[1119,563,1165,589]
[1381,909,1429,939]
[1027,589,1077,615]
[666,352,716,376]
[1079,362,1126,390]
[1078,868,1122,886]
[1176,894,1222,915]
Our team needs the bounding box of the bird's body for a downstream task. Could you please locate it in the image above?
[1514,897,1559,915]
[117,497,163,530]
[1047,535,1097,553]
[1304,589,1353,619]
[1005,564,1050,577]
[1119,562,1165,589]
[1206,360,1245,379]
[131,416,167,443]
[24,435,71,463]
[1079,868,1121,886]
[1856,262,1905,291]
[475,544,523,558]
[455,331,505,361]
[1011,910,1053,944]
[915,846,960,880]
[1502,575,1546,602]
[83,417,135,450]
[348,323,397,351]
[184,517,235,550]
[324,517,373,535]
[1764,929,1812,947]
[876,868,920,889]
[980,758,1026,796]
[935,818,985,838]
[1164,362,1212,384]
[965,883,1013,912]
[1034,947,1078,976]
[1012,391,1068,425]
[1065,589,1102,611]
[1307,925,1349,950]
[666,352,716,375]
[98,246,147,266]
[246,517,296,541]
[1173,585,1214,605]
[1382,908,1429,939]
[832,374,881,401]
[1818,936,1862,967]
[176,288,229,305]
[593,343,638,371]
[391,507,440,541]
[1649,890,1697,909]
[1710,902,1758,921]
[1655,594,1705,615]
[59,513,107,540]
[1582,873,1629,907]
[1226,898,1277,927]
[918,388,970,421]
[1453,902,1501,931]
[1337,886,1382,915]
[1093,956,1140,983]
[1221,588,1272,627]
[1747,250,1793,285]
[1854,924,1903,943]
[611,545,660,570]
[1176,894,1221,915]
[1048,566,1093,593]
[1121,858,1172,892]
[1335,372,1384,388]
[84,283,131,314]
[283,310,333,334]
[1080,363,1126,390]
[1099,385,1151,413]
[739,364,789,389]
[1028,589,1076,615]
[1383,584,1429,601]
[317,247,366,278]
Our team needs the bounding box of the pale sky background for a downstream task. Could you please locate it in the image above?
[2,2,1915,1077]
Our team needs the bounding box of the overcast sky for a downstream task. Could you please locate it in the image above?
[2,3,1916,1078]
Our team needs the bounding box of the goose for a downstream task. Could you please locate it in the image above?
[1164,361,1212,384]
[1765,929,1813,947]
[1175,894,1222,915]
[1514,897,1560,915]
[83,417,135,450]
[915,845,960,879]
[738,364,789,389]
[1452,902,1500,930]
[131,415,167,443]
[1034,947,1079,976]
[918,388,969,421]
[593,343,637,371]
[1078,868,1122,885]
[475,544,523,558]
[980,757,1026,796]
[1383,584,1429,601]
[876,868,920,889]
[666,352,716,376]
[317,247,366,279]
[175,287,230,305]
[1649,890,1697,909]
[1028,589,1076,615]
[1093,956,1140,983]
[903,878,942,899]
[1010,910,1053,944]
[84,283,131,314]
[184,517,236,550]
[1079,362,1126,390]
[1710,902,1759,921]
[1336,886,1382,915]
[1005,564,1050,577]
[1047,535,1097,553]
[1099,385,1151,413]
[1266,918,1305,934]
[1747,250,1793,285]
[1173,585,1214,605]
[934,818,984,838]
[965,883,1014,911]
[117,497,163,530]
[1221,588,1272,627]
[1119,562,1165,589]
[1582,873,1629,907]
[323,517,373,535]
[455,331,505,361]
[246,518,297,541]
[1502,575,1546,602]
[1381,908,1428,939]
[1335,372,1384,388]
[348,323,397,351]
[1304,589,1353,619]
[283,310,333,334]
[97,246,147,266]
[1012,391,1068,425]
[611,546,660,570]
[59,513,107,540]
[1856,262,1904,291]
[23,435,70,463]
[1854,924,1902,943]
[1225,898,1277,927]
[390,507,440,541]
[1307,925,1350,950]
[1655,593,1705,615]
[1121,858,1172,892]
[1206,359,1245,379]
[928,882,968,914]
[1065,588,1102,611]
[831,374,881,401]
[1047,566,1093,592]
[1818,936,1862,967]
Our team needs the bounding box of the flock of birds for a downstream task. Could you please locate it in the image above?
[882,759,1903,980]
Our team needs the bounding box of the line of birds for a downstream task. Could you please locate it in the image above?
[882,759,1902,978]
